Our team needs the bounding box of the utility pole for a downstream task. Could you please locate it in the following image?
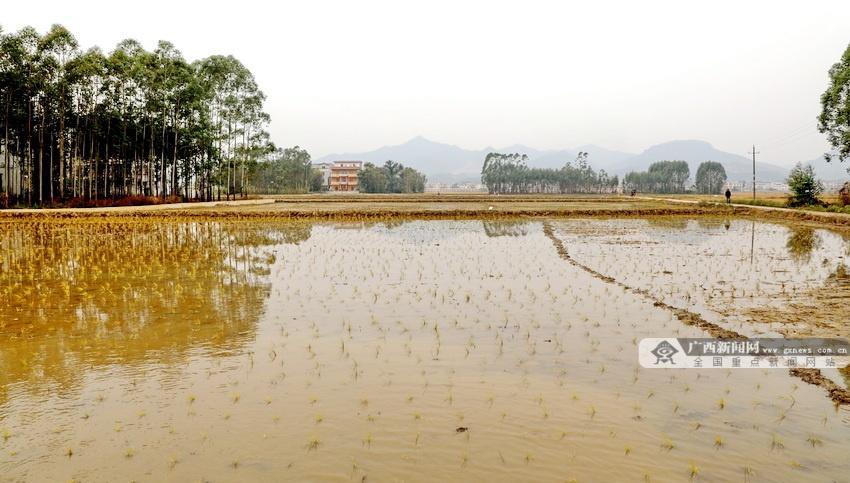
[748,145,759,200]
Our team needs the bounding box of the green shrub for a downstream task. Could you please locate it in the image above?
[786,163,823,207]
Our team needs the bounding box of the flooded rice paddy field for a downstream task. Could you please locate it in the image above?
[554,219,850,340]
[1,217,849,482]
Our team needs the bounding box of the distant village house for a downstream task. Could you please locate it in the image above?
[328,161,362,192]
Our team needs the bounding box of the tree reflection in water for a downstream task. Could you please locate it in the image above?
[0,220,312,403]
[482,220,531,238]
[785,226,823,263]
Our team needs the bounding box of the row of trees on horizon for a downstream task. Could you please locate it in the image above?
[0,24,271,207]
[481,152,620,194]
[480,152,730,195]
[623,160,728,194]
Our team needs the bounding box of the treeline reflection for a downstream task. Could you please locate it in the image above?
[0,220,311,403]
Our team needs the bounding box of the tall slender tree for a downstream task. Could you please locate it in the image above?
[0,24,271,206]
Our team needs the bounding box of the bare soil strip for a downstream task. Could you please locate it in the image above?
[0,206,733,220]
[540,220,850,406]
[1,196,849,229]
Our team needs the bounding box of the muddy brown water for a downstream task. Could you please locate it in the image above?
[1,218,849,482]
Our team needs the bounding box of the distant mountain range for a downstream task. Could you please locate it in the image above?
[316,137,849,184]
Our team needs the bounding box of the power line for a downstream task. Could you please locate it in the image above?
[765,127,820,149]
[760,121,818,146]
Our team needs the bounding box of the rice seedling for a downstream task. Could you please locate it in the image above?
[688,462,699,480]
[2,217,847,481]
[306,438,321,452]
[770,434,785,451]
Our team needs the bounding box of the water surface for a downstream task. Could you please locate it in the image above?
[1,218,849,482]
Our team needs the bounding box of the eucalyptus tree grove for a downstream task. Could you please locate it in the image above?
[694,161,727,194]
[481,152,618,194]
[624,160,690,194]
[249,146,325,194]
[0,24,271,206]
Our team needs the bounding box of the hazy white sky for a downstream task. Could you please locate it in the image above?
[4,0,849,165]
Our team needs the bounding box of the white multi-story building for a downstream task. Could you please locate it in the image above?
[329,161,362,192]
[311,162,333,189]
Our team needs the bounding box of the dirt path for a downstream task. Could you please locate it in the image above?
[634,195,850,229]
[640,195,850,219]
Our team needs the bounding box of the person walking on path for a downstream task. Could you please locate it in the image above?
[725,188,732,204]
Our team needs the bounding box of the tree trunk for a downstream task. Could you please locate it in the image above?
[171,103,179,198]
[26,99,32,205]
[49,131,54,204]
[92,117,98,200]
[59,94,65,199]
[104,118,111,198]
[147,118,153,196]
[38,103,45,205]
[160,111,166,197]
[73,114,81,198]
[3,92,9,205]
